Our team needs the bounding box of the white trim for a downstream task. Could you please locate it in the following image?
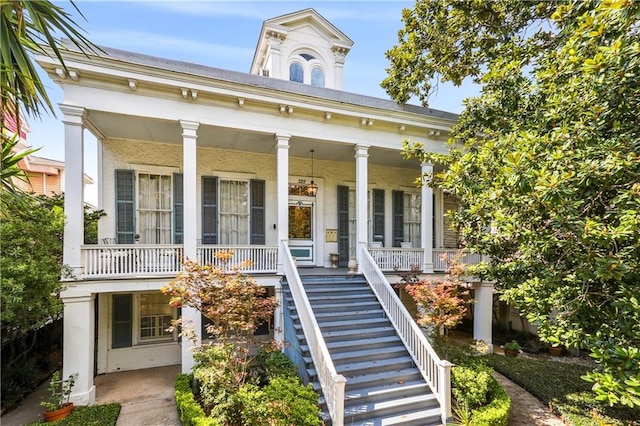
[130,163,180,174]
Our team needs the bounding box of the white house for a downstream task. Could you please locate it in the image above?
[36,9,493,425]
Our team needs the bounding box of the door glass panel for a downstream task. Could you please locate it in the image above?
[289,205,312,239]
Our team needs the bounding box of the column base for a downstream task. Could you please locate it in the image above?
[69,385,96,406]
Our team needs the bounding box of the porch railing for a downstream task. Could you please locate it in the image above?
[359,243,452,425]
[433,249,484,272]
[81,244,278,278]
[368,247,423,271]
[197,245,278,273]
[282,241,346,426]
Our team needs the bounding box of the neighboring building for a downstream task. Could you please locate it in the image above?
[16,150,94,197]
[36,9,493,424]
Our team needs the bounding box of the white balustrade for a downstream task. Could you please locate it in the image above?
[282,241,345,426]
[359,243,452,425]
[368,247,423,271]
[432,249,483,272]
[82,245,278,278]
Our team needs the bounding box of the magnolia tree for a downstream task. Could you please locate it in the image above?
[384,0,639,407]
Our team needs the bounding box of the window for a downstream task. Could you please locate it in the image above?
[403,193,422,248]
[219,180,249,244]
[139,293,174,342]
[311,68,325,88]
[202,178,265,245]
[289,62,303,83]
[138,173,172,244]
[111,292,177,349]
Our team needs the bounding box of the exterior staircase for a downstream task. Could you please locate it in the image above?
[282,275,442,426]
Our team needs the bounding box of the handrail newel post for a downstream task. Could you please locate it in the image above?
[438,359,453,425]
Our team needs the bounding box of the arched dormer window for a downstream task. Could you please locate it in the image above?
[311,67,325,88]
[289,62,303,83]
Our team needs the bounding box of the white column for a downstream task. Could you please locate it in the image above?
[354,145,369,269]
[62,290,95,405]
[179,120,200,373]
[276,134,291,274]
[473,282,494,354]
[60,104,85,278]
[421,163,434,273]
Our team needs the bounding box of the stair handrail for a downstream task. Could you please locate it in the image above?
[358,243,452,425]
[281,241,346,426]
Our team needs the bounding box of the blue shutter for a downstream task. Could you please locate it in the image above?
[250,179,265,245]
[115,170,135,244]
[173,173,183,244]
[373,189,385,245]
[337,186,349,266]
[392,190,404,247]
[202,176,218,244]
[112,294,132,348]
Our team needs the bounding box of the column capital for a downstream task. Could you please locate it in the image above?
[354,144,369,158]
[421,162,434,170]
[180,120,199,138]
[274,133,291,148]
[59,104,85,125]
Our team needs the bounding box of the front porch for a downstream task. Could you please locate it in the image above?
[79,245,478,279]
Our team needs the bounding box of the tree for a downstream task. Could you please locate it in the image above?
[384,0,640,408]
[1,1,98,207]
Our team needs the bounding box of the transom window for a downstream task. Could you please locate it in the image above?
[289,53,325,88]
[138,173,172,244]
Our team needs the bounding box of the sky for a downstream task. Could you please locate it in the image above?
[28,0,480,204]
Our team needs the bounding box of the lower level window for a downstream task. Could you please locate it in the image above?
[139,293,174,342]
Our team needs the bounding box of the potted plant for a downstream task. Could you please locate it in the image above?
[549,344,563,356]
[41,371,77,422]
[502,340,522,358]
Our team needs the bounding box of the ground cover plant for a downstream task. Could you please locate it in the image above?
[28,403,120,425]
[487,355,640,425]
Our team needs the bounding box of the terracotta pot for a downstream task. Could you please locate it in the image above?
[549,346,562,356]
[44,402,73,422]
[504,349,519,358]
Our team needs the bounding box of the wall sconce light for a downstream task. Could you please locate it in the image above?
[306,149,318,197]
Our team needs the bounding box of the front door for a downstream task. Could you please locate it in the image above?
[289,200,314,266]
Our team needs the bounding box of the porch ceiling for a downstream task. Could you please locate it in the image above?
[86,110,424,169]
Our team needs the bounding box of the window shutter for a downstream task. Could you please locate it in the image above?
[112,294,132,348]
[373,189,385,244]
[250,180,266,245]
[392,190,404,247]
[173,173,183,244]
[115,170,135,244]
[202,176,218,244]
[337,185,349,266]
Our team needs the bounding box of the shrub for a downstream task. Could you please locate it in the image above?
[27,403,121,425]
[174,374,220,426]
[471,378,510,426]
[237,376,320,425]
[452,364,493,409]
[252,344,298,385]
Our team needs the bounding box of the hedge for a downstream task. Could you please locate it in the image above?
[470,376,511,426]
[175,374,220,426]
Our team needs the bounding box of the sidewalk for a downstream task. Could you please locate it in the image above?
[1,365,180,426]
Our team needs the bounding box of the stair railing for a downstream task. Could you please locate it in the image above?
[281,241,346,426]
[359,243,452,425]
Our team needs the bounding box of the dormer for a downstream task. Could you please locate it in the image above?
[250,9,353,90]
